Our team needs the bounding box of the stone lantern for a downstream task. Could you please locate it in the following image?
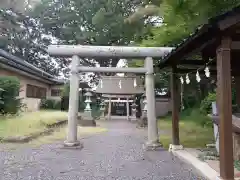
[138,92,147,127]
[84,91,92,113]
[131,102,137,121]
[96,96,101,105]
[99,101,106,120]
[142,92,147,116]
[79,90,96,126]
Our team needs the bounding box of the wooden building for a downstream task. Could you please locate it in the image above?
[158,6,240,180]
[95,74,144,121]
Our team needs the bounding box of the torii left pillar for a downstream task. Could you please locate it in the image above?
[64,55,82,148]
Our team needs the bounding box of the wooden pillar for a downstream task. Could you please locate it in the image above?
[107,97,112,120]
[126,97,130,121]
[217,36,234,180]
[171,66,180,145]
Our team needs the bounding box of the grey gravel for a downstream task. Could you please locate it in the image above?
[0,120,206,180]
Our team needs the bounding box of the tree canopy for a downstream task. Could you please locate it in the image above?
[141,0,240,47]
[0,9,62,76]
[1,0,240,92]
[128,0,240,97]
[30,0,152,67]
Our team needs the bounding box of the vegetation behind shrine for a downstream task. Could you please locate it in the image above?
[2,1,240,142]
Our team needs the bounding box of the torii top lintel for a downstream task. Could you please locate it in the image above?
[47,45,174,59]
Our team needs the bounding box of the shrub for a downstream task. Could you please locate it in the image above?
[200,92,217,115]
[0,76,21,114]
[91,104,101,118]
[183,94,199,109]
[55,100,61,110]
[60,83,86,111]
[0,88,4,105]
[60,96,86,112]
[200,89,238,115]
[187,109,212,127]
[61,83,70,97]
[40,99,61,110]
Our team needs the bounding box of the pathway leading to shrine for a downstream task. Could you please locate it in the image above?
[0,120,205,180]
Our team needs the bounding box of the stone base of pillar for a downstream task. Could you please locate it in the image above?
[63,140,83,149]
[168,144,184,152]
[143,141,163,151]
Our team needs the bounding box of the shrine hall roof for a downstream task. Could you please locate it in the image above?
[95,75,144,95]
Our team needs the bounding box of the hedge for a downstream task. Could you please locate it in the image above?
[40,99,61,110]
[0,76,21,114]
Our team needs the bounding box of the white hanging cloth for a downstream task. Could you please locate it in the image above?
[119,80,122,89]
[180,76,184,84]
[100,79,103,88]
[196,71,201,82]
[186,74,190,84]
[204,66,210,78]
[134,78,137,87]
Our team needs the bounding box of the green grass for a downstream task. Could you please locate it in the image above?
[28,126,107,147]
[2,125,108,149]
[0,111,68,137]
[0,110,108,148]
[159,109,214,148]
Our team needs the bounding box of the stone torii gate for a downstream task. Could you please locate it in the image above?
[48,45,173,150]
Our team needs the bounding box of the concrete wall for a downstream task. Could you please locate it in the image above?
[0,68,62,111]
[155,97,171,117]
[140,97,171,117]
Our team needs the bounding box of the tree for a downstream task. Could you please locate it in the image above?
[125,0,162,24]
[30,0,151,67]
[0,9,63,76]
[1,0,26,12]
[128,0,240,104]
[141,0,240,47]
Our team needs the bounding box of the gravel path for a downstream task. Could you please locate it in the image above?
[0,120,206,180]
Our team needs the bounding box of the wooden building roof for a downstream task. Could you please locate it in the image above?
[158,6,240,76]
[0,49,64,85]
[155,6,240,179]
[95,75,144,95]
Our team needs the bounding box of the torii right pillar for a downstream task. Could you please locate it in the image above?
[216,36,234,180]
